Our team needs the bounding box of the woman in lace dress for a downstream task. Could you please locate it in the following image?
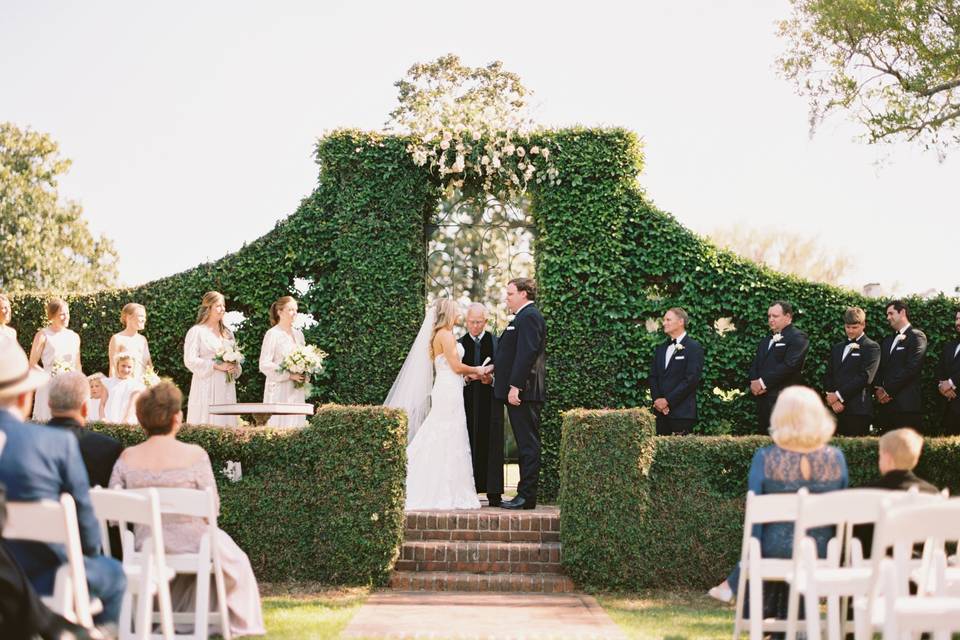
[0,293,16,340]
[183,291,241,427]
[109,382,265,637]
[108,303,152,379]
[258,296,307,427]
[29,298,82,422]
[708,386,848,625]
[403,298,493,511]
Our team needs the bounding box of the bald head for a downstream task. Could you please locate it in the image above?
[466,303,488,338]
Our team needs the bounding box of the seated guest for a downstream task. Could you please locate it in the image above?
[708,385,848,616]
[854,428,938,558]
[86,372,109,422]
[47,371,125,489]
[0,337,125,634]
[102,354,143,425]
[109,382,265,637]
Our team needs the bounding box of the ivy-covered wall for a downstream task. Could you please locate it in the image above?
[9,128,958,502]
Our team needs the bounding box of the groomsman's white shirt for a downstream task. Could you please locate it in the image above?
[890,324,911,354]
[665,332,686,368]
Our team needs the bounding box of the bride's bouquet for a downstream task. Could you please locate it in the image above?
[141,366,162,388]
[215,345,245,384]
[278,345,327,396]
[50,358,74,377]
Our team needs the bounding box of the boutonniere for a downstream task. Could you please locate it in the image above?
[506,314,516,323]
[674,343,685,351]
[896,333,907,342]
[771,333,783,343]
[849,343,861,350]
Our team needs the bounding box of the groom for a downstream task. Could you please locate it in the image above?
[494,278,547,510]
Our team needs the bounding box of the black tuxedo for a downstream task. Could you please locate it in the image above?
[493,302,546,503]
[875,325,927,431]
[747,323,810,433]
[822,334,881,436]
[853,470,939,558]
[46,416,124,489]
[459,331,504,500]
[936,338,960,434]
[648,334,704,435]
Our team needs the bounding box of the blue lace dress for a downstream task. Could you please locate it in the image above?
[728,445,848,620]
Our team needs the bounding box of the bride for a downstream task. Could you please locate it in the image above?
[385,298,493,510]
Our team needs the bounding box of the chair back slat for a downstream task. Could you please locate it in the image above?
[3,499,69,543]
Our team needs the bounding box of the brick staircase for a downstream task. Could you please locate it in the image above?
[390,506,575,593]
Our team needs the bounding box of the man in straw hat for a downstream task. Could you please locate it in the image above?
[0,337,124,637]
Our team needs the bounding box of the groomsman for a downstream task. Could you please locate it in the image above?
[935,310,960,435]
[494,278,546,511]
[875,300,927,432]
[459,303,504,507]
[648,307,704,435]
[748,300,809,433]
[823,307,881,436]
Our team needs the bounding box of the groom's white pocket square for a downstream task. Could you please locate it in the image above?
[506,326,516,331]
[674,356,685,360]
[774,343,787,348]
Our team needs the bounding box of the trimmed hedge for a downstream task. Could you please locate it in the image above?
[9,127,959,502]
[93,404,407,585]
[560,408,960,590]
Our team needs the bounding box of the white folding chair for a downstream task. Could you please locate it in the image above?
[91,487,175,640]
[854,498,960,639]
[3,493,100,629]
[139,487,232,640]
[731,491,800,640]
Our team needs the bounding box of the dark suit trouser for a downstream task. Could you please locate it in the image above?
[655,416,696,436]
[836,414,872,437]
[942,409,960,436]
[0,541,61,640]
[484,397,505,500]
[755,394,775,434]
[876,410,923,433]
[506,400,542,502]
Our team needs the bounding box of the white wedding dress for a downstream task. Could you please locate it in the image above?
[404,343,481,511]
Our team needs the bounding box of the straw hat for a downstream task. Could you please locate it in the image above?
[0,336,50,400]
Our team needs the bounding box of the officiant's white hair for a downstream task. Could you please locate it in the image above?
[769,385,836,449]
[467,302,487,316]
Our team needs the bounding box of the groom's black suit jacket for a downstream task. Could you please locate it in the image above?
[747,323,809,399]
[822,334,881,417]
[876,325,927,414]
[493,303,546,402]
[648,335,704,420]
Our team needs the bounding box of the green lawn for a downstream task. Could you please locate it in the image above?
[257,585,733,639]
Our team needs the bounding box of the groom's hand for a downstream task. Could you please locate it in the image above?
[508,386,521,406]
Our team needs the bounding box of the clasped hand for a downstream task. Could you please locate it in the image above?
[214,362,238,374]
[938,380,957,400]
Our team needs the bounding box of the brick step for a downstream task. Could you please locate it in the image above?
[396,541,562,574]
[404,509,560,543]
[390,570,576,593]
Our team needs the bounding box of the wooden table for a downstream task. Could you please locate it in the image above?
[208,402,314,427]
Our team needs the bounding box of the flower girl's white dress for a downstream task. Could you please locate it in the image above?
[405,343,481,510]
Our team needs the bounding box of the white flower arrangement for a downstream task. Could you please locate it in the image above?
[771,333,783,343]
[215,344,245,384]
[141,366,161,388]
[278,344,328,395]
[50,358,74,377]
[849,343,861,351]
[674,343,686,351]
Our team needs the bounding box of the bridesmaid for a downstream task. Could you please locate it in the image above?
[183,291,241,426]
[259,296,307,427]
[29,298,82,422]
[0,294,15,340]
[108,303,153,379]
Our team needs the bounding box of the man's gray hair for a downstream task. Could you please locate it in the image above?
[466,302,488,316]
[48,371,91,414]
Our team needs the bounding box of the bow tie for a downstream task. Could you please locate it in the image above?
[670,338,679,345]
[847,338,858,344]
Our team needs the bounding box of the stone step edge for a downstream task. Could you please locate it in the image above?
[405,512,560,534]
[404,529,560,543]
[389,571,576,593]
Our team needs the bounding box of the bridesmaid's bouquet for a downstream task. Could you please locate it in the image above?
[215,345,246,384]
[50,358,75,377]
[141,366,161,388]
[279,345,328,393]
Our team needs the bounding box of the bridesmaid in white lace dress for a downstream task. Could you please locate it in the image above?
[0,294,16,340]
[29,298,82,422]
[183,291,241,427]
[109,382,265,637]
[258,296,307,427]
[108,303,152,379]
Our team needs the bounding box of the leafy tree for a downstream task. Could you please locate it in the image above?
[777,0,960,155]
[709,224,853,285]
[0,122,118,293]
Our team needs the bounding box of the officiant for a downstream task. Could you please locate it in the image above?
[459,303,504,507]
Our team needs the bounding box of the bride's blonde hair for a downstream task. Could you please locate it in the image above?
[429,298,459,359]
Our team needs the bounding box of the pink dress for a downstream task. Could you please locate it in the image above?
[109,453,265,637]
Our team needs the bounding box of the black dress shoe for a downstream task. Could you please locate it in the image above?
[487,496,502,507]
[501,496,536,510]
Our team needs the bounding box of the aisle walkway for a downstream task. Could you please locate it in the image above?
[342,591,626,639]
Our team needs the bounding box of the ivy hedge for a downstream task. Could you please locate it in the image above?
[91,404,407,585]
[560,408,960,590]
[8,127,959,502]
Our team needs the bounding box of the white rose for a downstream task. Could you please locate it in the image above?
[481,155,490,165]
[504,144,515,156]
[440,140,450,150]
[530,146,540,155]
[516,147,526,158]
[491,157,502,168]
[542,148,550,159]
[472,131,481,141]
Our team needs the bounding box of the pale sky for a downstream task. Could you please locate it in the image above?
[2,1,957,295]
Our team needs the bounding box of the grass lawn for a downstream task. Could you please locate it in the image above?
[257,585,733,639]
[597,591,734,640]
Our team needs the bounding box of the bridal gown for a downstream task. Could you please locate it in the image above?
[405,343,481,510]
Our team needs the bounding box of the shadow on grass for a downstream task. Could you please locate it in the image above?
[596,590,734,640]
